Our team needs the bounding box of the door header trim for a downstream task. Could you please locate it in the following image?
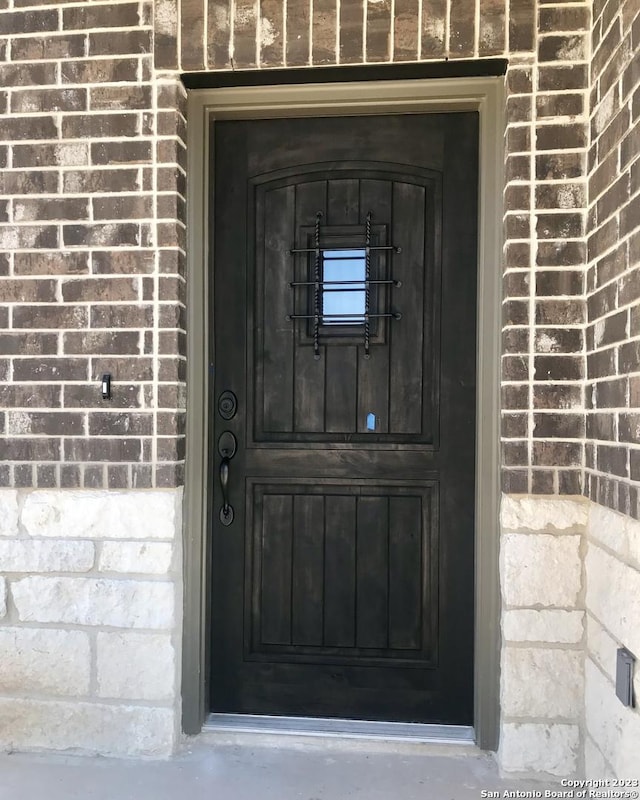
[189,75,503,119]
[183,75,505,749]
[181,59,508,90]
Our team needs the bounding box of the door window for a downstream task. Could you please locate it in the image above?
[321,249,366,325]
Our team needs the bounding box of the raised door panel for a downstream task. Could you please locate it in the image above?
[247,481,438,668]
[250,166,441,446]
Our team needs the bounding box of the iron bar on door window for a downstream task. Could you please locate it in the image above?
[286,210,402,358]
[288,312,402,320]
[289,279,401,288]
[313,211,322,359]
[290,245,401,254]
[364,211,372,358]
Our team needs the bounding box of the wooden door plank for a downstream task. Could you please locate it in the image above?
[323,494,357,647]
[356,495,389,648]
[291,494,325,645]
[389,181,426,434]
[327,178,360,225]
[325,345,358,433]
[262,185,296,433]
[359,177,392,224]
[388,495,423,650]
[260,494,293,646]
[294,354,327,433]
[357,179,392,434]
[322,177,360,435]
[294,181,327,432]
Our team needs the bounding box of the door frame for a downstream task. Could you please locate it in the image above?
[183,76,505,749]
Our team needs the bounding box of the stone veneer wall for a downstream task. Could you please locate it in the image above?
[499,496,640,779]
[0,488,182,756]
[585,504,640,777]
[499,496,587,777]
[1,0,639,775]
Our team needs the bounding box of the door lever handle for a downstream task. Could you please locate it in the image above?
[218,431,237,526]
[219,457,233,525]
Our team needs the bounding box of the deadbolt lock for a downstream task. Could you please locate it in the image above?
[218,390,238,420]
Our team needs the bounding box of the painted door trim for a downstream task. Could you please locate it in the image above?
[183,76,505,749]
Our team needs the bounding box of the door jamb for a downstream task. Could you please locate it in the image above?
[183,76,505,749]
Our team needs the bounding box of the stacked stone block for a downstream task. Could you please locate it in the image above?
[499,496,586,776]
[584,504,640,776]
[0,488,180,756]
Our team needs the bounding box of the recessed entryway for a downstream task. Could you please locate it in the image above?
[184,77,504,748]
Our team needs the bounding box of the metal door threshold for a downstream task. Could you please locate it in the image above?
[204,714,475,744]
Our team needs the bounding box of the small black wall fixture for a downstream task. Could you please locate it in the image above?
[616,647,636,708]
[101,373,111,401]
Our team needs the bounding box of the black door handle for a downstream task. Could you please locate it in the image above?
[219,457,233,525]
[218,431,237,526]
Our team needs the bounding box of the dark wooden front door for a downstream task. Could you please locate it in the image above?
[210,112,478,725]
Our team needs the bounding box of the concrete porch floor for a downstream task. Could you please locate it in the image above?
[0,735,557,800]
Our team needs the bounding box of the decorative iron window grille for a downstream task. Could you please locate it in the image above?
[287,211,402,359]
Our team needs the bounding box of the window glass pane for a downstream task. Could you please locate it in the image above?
[322,249,366,325]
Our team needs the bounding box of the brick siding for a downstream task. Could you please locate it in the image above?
[158,0,525,69]
[2,0,640,519]
[585,0,640,517]
[0,2,186,490]
[502,16,590,497]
